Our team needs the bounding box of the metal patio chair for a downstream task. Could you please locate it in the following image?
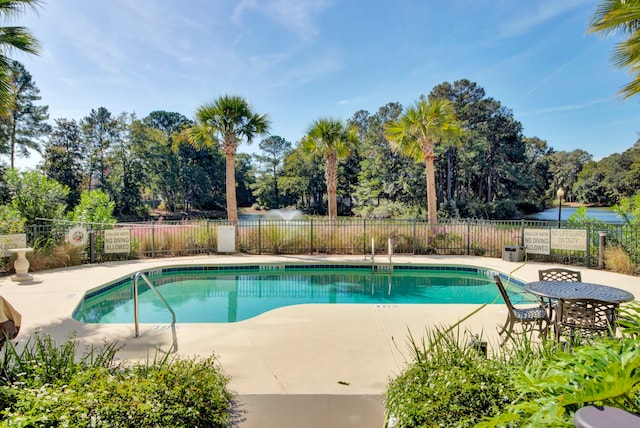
[493,275,550,345]
[538,268,582,282]
[537,268,582,319]
[556,298,618,341]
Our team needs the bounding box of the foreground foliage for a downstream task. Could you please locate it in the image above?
[0,333,234,427]
[385,328,522,427]
[386,302,640,427]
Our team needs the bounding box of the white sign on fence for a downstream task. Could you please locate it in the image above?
[67,226,88,247]
[523,229,550,255]
[217,226,236,253]
[0,234,27,257]
[550,228,587,252]
[524,228,587,253]
[104,229,131,254]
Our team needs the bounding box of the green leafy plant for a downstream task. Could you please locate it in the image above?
[67,189,117,226]
[0,332,234,427]
[478,302,640,427]
[0,205,25,234]
[5,170,69,225]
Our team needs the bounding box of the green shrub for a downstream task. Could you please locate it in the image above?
[385,322,521,428]
[0,332,234,427]
[0,205,25,234]
[386,353,516,427]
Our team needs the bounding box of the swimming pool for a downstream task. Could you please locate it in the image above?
[73,264,529,323]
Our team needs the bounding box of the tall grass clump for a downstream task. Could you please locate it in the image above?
[26,243,84,271]
[314,221,359,254]
[605,245,637,275]
[0,332,234,427]
[130,220,216,257]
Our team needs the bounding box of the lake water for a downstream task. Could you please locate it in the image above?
[241,207,624,223]
[524,207,622,223]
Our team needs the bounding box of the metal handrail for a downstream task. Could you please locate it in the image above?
[371,237,394,273]
[133,271,176,338]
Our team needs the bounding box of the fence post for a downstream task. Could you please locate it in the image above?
[586,223,591,268]
[309,219,314,254]
[258,218,262,255]
[467,221,471,255]
[363,220,366,255]
[151,223,155,258]
[89,228,95,263]
[30,224,36,246]
[598,230,607,269]
[413,219,417,255]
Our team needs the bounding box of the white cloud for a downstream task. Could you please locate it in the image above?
[233,0,332,40]
[520,98,610,117]
[494,0,592,39]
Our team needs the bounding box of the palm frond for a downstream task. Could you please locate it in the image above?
[0,0,42,17]
[0,26,40,54]
[302,117,357,159]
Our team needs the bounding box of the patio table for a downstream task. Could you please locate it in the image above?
[523,281,634,303]
[523,281,635,339]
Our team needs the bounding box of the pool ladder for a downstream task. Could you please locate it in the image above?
[369,238,394,273]
[133,272,177,347]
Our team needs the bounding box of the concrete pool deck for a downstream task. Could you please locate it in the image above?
[0,254,638,427]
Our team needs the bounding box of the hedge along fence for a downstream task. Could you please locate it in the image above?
[13,218,638,270]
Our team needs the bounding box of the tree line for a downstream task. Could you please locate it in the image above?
[1,76,639,225]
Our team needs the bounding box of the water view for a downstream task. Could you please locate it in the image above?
[524,206,622,223]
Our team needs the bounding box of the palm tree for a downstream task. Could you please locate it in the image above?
[385,98,462,225]
[0,0,41,113]
[190,95,270,223]
[589,0,640,99]
[302,118,358,220]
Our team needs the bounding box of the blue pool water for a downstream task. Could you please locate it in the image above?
[73,265,529,323]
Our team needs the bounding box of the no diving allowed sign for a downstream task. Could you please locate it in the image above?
[524,228,587,255]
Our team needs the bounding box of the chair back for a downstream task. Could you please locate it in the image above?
[539,268,582,282]
[493,275,516,313]
[557,298,618,338]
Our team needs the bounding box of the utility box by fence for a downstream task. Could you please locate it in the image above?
[502,245,525,262]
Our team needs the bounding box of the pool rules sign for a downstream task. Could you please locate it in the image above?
[104,229,131,254]
[524,228,587,255]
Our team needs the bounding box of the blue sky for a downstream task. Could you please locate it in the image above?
[12,0,639,169]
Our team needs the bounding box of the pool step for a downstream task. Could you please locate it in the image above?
[372,264,393,273]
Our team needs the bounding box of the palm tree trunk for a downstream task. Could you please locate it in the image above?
[225,147,238,224]
[446,147,453,200]
[421,140,438,226]
[326,152,338,220]
[273,164,279,207]
[425,155,438,226]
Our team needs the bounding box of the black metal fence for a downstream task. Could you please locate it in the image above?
[9,218,639,269]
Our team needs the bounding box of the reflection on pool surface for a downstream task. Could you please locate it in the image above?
[73,265,529,323]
